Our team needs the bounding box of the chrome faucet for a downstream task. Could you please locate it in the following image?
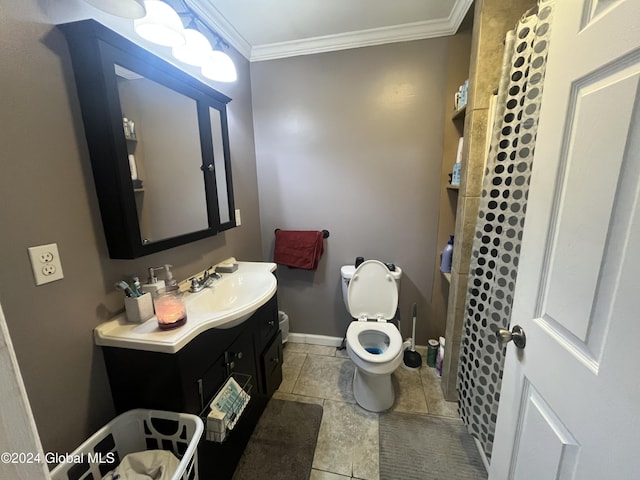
[189,266,221,292]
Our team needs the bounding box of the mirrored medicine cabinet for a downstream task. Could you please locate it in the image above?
[59,20,235,259]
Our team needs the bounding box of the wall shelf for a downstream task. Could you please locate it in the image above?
[452,104,467,121]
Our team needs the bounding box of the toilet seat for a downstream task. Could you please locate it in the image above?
[347,260,398,321]
[346,321,403,364]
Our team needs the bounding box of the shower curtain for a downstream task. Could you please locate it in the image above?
[457,0,555,460]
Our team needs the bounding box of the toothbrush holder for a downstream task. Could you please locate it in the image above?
[124,293,154,323]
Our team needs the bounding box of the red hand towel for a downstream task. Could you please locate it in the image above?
[274,230,325,270]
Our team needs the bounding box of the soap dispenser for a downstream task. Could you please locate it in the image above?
[141,266,165,295]
[164,264,178,290]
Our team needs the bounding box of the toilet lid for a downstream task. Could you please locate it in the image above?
[347,260,398,320]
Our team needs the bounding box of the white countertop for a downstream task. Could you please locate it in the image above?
[94,261,277,354]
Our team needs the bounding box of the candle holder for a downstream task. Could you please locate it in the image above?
[153,287,187,330]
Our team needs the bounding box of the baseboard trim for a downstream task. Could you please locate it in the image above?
[288,332,343,347]
[288,332,431,351]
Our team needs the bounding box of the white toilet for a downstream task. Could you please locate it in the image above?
[341,260,403,412]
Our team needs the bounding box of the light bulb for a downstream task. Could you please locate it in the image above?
[172,29,212,67]
[134,0,185,47]
[201,50,237,83]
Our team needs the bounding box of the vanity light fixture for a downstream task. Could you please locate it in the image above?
[134,0,185,47]
[132,0,237,82]
[84,0,147,19]
[172,28,212,66]
[174,1,237,82]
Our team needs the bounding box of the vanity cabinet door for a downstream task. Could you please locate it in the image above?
[196,352,227,413]
[254,295,279,353]
[250,295,281,396]
[177,325,240,414]
[261,331,283,397]
[102,347,188,413]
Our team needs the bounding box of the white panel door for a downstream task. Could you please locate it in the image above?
[0,303,49,480]
[490,1,640,479]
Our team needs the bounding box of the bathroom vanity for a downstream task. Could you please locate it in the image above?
[95,262,282,478]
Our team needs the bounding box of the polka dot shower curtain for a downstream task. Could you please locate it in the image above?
[457,0,555,461]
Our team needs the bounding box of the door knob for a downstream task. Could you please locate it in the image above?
[497,325,526,349]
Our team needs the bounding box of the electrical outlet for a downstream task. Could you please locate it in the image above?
[42,264,57,276]
[28,243,64,285]
[235,209,242,226]
[39,251,54,263]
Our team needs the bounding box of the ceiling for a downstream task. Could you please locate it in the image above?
[185,0,474,62]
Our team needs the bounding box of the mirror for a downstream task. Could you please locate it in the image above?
[115,64,209,243]
[59,20,235,259]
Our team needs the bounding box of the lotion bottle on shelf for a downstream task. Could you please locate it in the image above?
[440,236,454,273]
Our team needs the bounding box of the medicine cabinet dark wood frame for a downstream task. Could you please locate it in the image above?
[59,19,236,259]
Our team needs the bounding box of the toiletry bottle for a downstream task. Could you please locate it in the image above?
[164,264,178,290]
[440,236,454,273]
[128,154,138,181]
[427,339,439,367]
[435,336,445,376]
[140,266,165,296]
[452,137,463,186]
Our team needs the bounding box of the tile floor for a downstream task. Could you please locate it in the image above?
[271,341,461,480]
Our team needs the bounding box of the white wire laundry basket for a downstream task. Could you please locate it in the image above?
[50,409,203,480]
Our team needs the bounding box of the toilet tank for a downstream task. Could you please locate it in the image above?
[340,263,402,313]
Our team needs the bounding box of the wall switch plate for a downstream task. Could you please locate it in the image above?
[28,243,64,285]
[235,209,242,226]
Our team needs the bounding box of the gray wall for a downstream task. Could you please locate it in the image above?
[0,0,261,455]
[251,39,449,343]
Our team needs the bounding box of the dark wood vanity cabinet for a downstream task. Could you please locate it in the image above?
[100,294,282,478]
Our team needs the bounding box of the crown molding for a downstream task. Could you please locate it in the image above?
[187,0,473,63]
[184,0,252,59]
[251,0,473,62]
[250,18,450,62]
[450,0,474,31]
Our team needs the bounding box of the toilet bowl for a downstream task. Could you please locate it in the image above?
[341,260,403,412]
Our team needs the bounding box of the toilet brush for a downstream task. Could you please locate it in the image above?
[403,303,422,370]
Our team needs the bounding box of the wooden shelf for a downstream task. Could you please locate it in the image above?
[446,184,460,191]
[452,104,466,121]
[442,272,452,284]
